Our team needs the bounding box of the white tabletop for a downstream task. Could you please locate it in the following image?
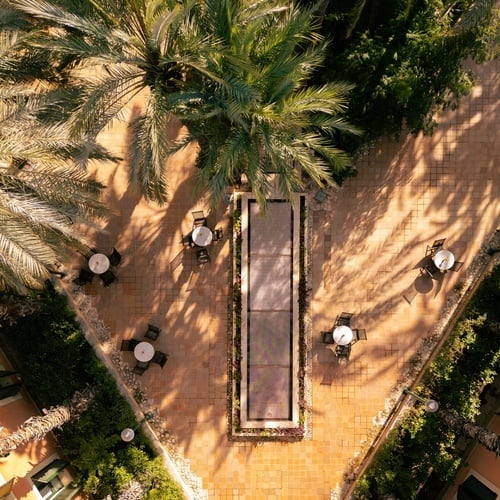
[88,253,110,274]
[134,342,155,362]
[192,226,213,247]
[333,325,353,346]
[433,249,455,271]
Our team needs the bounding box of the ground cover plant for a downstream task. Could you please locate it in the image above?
[0,284,184,499]
[353,264,500,498]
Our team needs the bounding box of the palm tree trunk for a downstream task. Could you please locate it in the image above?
[438,409,500,455]
[0,387,93,457]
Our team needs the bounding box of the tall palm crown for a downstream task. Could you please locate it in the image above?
[5,0,359,207]
[7,0,215,203]
[0,32,109,294]
[178,0,361,206]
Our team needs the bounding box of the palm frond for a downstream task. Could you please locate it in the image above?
[128,91,172,204]
[11,0,114,38]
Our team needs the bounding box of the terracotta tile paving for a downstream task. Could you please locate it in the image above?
[70,59,499,498]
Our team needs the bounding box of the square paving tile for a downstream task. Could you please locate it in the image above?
[249,311,291,366]
[248,256,291,310]
[248,366,291,420]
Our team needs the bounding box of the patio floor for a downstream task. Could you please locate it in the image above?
[70,57,498,498]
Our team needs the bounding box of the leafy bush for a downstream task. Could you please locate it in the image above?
[302,0,498,152]
[0,285,184,499]
[354,264,500,498]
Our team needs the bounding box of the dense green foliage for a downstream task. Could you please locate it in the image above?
[1,0,358,206]
[0,285,184,499]
[354,264,500,498]
[304,0,498,150]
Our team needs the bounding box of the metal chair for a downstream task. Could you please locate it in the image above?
[99,269,116,287]
[132,361,149,375]
[108,247,122,267]
[352,329,367,344]
[192,210,207,228]
[322,331,334,344]
[450,261,464,272]
[212,228,223,243]
[120,338,140,351]
[182,233,194,248]
[422,261,439,279]
[197,248,210,265]
[335,344,351,362]
[145,324,161,340]
[73,269,94,286]
[336,312,354,326]
[426,238,446,256]
[152,351,168,368]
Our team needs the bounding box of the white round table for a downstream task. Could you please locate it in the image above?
[333,325,353,346]
[134,342,155,362]
[192,226,213,247]
[88,253,110,274]
[433,249,454,271]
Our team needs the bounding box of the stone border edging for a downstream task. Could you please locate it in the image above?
[54,280,207,500]
[336,228,500,499]
[229,194,313,440]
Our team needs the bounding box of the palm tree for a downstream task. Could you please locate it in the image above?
[6,0,217,203]
[0,72,111,294]
[0,387,94,457]
[6,0,359,207]
[438,409,500,456]
[174,0,361,207]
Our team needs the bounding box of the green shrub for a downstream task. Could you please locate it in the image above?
[0,285,184,499]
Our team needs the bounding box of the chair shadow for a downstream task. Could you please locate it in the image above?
[401,271,435,305]
[412,255,432,270]
[170,249,184,271]
[314,345,337,385]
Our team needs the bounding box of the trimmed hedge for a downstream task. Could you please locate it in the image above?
[0,284,184,499]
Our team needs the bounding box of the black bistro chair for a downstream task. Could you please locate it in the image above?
[321,331,334,344]
[120,338,140,351]
[335,344,352,363]
[426,238,446,257]
[108,247,122,267]
[73,269,94,286]
[99,269,116,287]
[212,228,224,243]
[197,248,211,265]
[450,261,464,272]
[182,233,195,248]
[145,324,161,341]
[351,329,367,344]
[422,260,439,279]
[192,210,207,228]
[152,351,169,369]
[132,360,149,376]
[336,312,354,327]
